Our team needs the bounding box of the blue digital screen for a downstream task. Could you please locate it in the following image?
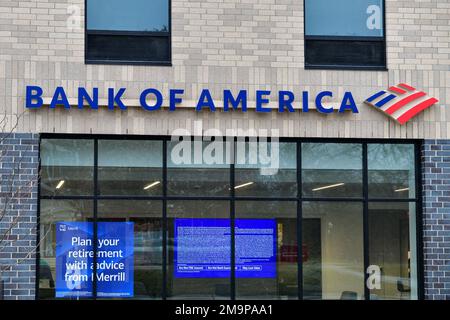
[55,222,134,298]
[174,219,276,278]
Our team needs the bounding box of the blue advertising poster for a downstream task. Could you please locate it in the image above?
[55,222,134,298]
[174,219,276,278]
[55,222,93,298]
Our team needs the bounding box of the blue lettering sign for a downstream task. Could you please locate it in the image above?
[24,86,362,115]
[196,89,216,111]
[315,91,334,114]
[25,86,43,109]
[78,87,98,109]
[140,88,163,111]
[50,87,70,109]
[278,91,295,112]
[169,89,184,111]
[224,90,247,112]
[108,88,127,110]
[256,90,271,113]
[302,91,309,112]
[339,91,359,113]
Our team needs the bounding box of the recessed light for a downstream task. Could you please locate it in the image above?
[144,181,161,190]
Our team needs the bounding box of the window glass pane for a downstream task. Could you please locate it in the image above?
[97,201,163,299]
[86,34,170,63]
[38,200,93,299]
[305,39,385,68]
[41,139,94,196]
[302,143,362,198]
[167,201,230,299]
[235,142,297,197]
[235,201,297,300]
[303,202,364,300]
[98,140,162,196]
[305,0,384,37]
[369,202,418,300]
[87,0,169,32]
[368,144,416,198]
[167,140,231,196]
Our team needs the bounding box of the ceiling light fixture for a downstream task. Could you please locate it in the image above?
[312,182,345,192]
[144,181,161,190]
[56,180,65,189]
[234,182,254,190]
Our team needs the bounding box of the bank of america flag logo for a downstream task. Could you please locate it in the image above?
[364,83,439,125]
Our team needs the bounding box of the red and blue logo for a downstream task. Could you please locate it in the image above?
[364,83,439,125]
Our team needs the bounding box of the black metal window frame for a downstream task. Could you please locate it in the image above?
[35,134,424,300]
[303,0,387,71]
[84,0,172,66]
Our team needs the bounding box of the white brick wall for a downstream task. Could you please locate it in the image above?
[0,0,448,138]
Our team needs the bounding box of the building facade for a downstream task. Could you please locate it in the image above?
[0,0,449,300]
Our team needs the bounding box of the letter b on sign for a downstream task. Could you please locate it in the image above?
[26,86,43,108]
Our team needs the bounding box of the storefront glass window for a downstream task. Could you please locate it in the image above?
[38,200,93,299]
[235,142,297,197]
[167,200,231,299]
[368,202,418,300]
[167,140,231,196]
[368,144,416,199]
[302,143,362,198]
[38,137,420,300]
[235,201,298,299]
[97,200,163,299]
[302,202,365,300]
[41,139,94,196]
[98,140,163,196]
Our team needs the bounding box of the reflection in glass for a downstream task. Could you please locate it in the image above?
[38,200,93,299]
[368,202,417,300]
[167,140,231,196]
[302,143,362,198]
[235,142,297,197]
[167,201,230,299]
[97,201,163,299]
[87,0,169,32]
[235,201,297,300]
[368,144,416,199]
[98,140,163,196]
[302,202,364,300]
[305,0,384,37]
[41,139,94,196]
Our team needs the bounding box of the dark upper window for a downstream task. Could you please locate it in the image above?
[304,0,386,70]
[86,0,171,65]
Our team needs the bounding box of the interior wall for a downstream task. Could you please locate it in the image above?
[320,209,364,299]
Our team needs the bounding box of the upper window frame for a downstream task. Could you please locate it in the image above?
[84,0,172,66]
[303,0,387,71]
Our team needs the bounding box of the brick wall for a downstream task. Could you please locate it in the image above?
[0,133,39,300]
[422,139,450,300]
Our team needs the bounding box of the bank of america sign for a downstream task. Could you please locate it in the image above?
[25,83,439,125]
[364,83,439,125]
